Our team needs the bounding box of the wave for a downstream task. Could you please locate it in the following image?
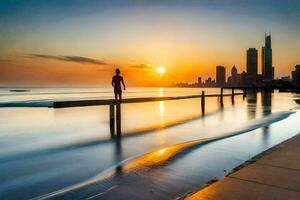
[33,110,294,200]
[0,110,221,164]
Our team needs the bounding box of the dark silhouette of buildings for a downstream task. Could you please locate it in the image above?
[262,33,273,82]
[227,65,240,86]
[247,48,258,85]
[206,77,212,84]
[198,77,202,85]
[292,65,300,86]
[281,76,291,82]
[205,77,215,86]
[241,71,248,85]
[232,65,238,77]
[216,66,226,86]
[172,32,300,89]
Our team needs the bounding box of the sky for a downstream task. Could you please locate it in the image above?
[0,0,299,87]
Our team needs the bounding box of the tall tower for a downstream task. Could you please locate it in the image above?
[231,65,237,77]
[262,32,273,82]
[216,65,226,86]
[230,65,238,85]
[247,48,258,84]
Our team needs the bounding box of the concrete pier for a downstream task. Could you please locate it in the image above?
[116,102,121,137]
[51,90,243,137]
[109,104,115,137]
[52,92,243,108]
[220,88,224,104]
[201,91,205,115]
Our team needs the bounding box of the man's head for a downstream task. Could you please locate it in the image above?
[116,68,120,75]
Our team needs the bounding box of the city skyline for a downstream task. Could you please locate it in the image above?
[175,33,300,88]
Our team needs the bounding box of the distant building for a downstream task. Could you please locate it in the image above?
[247,48,258,84]
[257,74,263,84]
[241,71,247,85]
[216,65,226,86]
[262,33,273,82]
[292,65,300,85]
[205,77,212,84]
[198,77,202,84]
[232,65,238,77]
[281,76,290,82]
[292,71,297,85]
[227,65,240,86]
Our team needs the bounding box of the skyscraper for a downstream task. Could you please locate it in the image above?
[216,65,226,86]
[197,77,202,84]
[262,32,273,82]
[227,65,241,86]
[231,65,238,77]
[292,65,300,85]
[247,48,258,84]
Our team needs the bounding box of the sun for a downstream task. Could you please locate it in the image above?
[157,67,166,74]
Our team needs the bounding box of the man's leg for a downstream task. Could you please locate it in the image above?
[114,92,118,101]
[119,91,122,101]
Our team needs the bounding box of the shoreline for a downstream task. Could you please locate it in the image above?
[182,133,300,199]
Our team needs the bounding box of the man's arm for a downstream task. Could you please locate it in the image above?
[112,77,114,87]
[121,78,126,90]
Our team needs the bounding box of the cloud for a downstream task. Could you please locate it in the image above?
[96,69,111,72]
[27,54,109,65]
[0,58,13,63]
[128,63,153,69]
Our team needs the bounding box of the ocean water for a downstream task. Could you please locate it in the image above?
[0,87,227,103]
[0,87,299,199]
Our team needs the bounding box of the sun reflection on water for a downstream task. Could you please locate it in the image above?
[159,87,164,97]
[159,101,165,117]
[122,141,199,172]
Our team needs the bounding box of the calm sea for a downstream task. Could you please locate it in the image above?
[0,87,299,199]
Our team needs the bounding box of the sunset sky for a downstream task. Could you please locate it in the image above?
[0,0,299,87]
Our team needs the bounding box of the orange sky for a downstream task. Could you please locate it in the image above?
[0,1,299,87]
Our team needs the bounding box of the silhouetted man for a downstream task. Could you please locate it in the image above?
[112,68,126,101]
